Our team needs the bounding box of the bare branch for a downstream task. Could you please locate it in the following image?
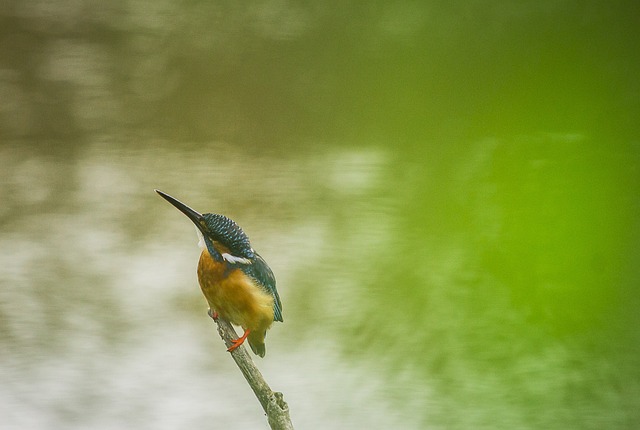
[213,318,294,430]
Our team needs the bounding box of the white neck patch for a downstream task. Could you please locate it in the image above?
[222,253,252,264]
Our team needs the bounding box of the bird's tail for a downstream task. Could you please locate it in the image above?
[248,331,266,358]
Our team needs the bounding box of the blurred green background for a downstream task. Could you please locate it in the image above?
[1,1,639,429]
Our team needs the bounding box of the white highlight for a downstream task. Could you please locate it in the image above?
[222,253,251,264]
[195,226,206,250]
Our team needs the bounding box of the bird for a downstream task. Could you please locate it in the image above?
[155,189,283,357]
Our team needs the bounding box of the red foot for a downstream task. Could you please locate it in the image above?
[208,309,219,320]
[227,329,251,352]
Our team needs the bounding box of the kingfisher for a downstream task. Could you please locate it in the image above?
[156,189,283,357]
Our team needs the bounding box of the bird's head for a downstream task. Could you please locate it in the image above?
[155,189,254,261]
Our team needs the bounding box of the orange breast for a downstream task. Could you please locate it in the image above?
[196,249,275,333]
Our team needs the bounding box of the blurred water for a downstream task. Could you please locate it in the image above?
[1,2,639,429]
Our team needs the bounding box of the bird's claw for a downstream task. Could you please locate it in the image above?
[227,329,251,352]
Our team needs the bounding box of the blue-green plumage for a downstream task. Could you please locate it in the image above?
[202,213,254,260]
[243,252,283,322]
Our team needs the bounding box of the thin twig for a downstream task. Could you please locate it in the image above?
[213,317,294,430]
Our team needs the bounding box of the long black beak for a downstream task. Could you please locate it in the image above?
[155,189,208,233]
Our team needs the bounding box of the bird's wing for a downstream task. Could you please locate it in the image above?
[244,253,283,322]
